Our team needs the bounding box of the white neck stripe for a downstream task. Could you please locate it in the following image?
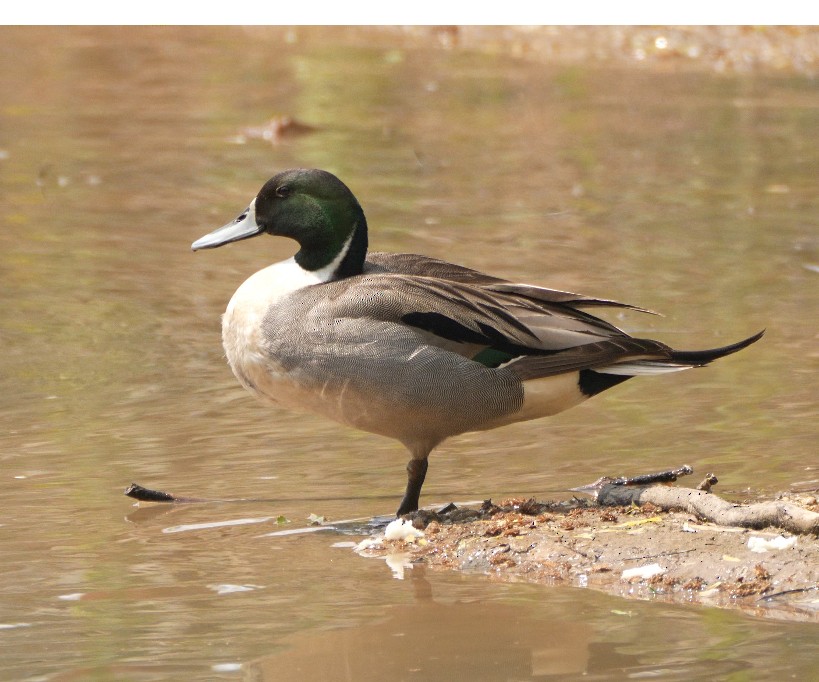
[309,226,356,283]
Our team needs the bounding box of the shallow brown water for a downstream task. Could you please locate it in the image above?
[1,27,817,680]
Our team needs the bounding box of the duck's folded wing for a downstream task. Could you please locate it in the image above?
[365,252,507,286]
[366,252,654,313]
[312,273,631,356]
[484,282,656,314]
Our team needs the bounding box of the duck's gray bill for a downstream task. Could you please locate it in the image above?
[192,200,261,251]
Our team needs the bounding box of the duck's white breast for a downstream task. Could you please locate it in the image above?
[221,257,324,399]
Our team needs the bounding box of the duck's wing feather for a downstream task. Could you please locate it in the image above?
[365,252,655,314]
[365,252,506,286]
[309,271,632,357]
[484,282,656,314]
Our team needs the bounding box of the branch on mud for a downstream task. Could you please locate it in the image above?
[594,483,819,535]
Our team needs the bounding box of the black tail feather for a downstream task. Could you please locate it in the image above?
[669,329,765,366]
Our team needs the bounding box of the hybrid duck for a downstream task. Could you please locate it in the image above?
[192,169,763,516]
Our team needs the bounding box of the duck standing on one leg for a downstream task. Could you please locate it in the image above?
[192,169,763,517]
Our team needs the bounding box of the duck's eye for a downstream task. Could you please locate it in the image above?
[275,185,291,198]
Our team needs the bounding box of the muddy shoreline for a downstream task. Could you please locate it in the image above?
[358,495,819,622]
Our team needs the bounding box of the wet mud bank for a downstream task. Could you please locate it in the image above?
[358,494,819,622]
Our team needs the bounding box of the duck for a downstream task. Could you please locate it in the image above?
[192,168,763,516]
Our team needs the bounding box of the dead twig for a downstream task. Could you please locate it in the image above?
[623,548,697,561]
[757,585,819,602]
[571,465,693,497]
[596,484,819,535]
[570,465,818,535]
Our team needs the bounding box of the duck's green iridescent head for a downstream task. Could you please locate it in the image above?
[192,169,368,276]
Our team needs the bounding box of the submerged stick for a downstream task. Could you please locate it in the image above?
[757,586,819,602]
[124,483,205,503]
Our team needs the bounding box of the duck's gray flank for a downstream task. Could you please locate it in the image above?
[193,168,763,516]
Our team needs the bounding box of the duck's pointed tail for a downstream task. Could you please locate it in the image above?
[598,330,765,376]
[668,329,765,365]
